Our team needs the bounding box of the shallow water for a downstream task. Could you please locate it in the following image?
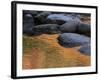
[22,34,90,69]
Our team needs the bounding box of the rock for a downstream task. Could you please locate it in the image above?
[77,22,91,36]
[23,14,35,35]
[23,14,34,23]
[58,33,90,47]
[59,21,79,33]
[23,10,38,17]
[46,14,81,25]
[79,44,91,56]
[34,12,51,25]
[32,24,60,34]
[79,14,91,20]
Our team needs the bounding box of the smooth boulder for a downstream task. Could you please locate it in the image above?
[59,21,79,33]
[23,14,35,35]
[46,14,81,25]
[79,44,91,56]
[32,24,60,34]
[58,33,90,47]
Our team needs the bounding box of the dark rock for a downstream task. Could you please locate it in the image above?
[23,14,35,35]
[58,33,90,47]
[77,22,91,36]
[23,10,38,17]
[23,14,34,23]
[59,21,79,33]
[79,44,91,56]
[32,24,60,34]
[46,14,81,25]
[34,12,51,25]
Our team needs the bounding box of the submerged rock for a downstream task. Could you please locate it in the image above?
[58,33,90,47]
[79,44,91,56]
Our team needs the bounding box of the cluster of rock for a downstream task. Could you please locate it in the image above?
[58,33,91,56]
[23,10,91,56]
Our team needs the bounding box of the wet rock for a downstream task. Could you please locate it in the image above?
[23,14,35,35]
[79,44,91,56]
[32,24,60,34]
[35,12,51,25]
[58,33,90,47]
[77,22,91,36]
[59,21,79,33]
[46,14,81,25]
